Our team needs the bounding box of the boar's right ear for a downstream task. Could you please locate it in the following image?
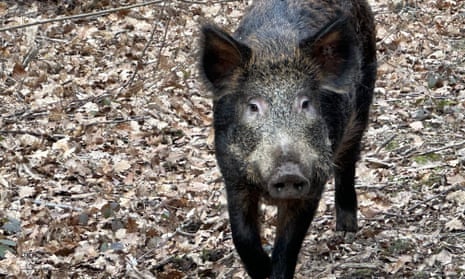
[200,24,251,89]
[300,16,358,93]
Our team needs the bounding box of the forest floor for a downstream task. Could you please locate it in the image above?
[0,0,464,278]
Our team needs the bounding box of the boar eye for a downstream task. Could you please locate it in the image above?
[301,99,310,110]
[247,98,266,114]
[299,97,311,111]
[297,96,315,115]
[244,97,267,120]
[248,103,259,113]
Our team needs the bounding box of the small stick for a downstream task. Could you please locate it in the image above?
[0,129,62,141]
[375,134,397,154]
[407,184,463,212]
[408,140,465,158]
[0,1,164,33]
[33,199,83,211]
[121,2,168,90]
[83,116,147,128]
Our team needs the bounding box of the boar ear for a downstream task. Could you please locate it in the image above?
[200,24,251,89]
[300,16,358,93]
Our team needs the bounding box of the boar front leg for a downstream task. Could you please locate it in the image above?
[226,184,271,279]
[271,201,319,279]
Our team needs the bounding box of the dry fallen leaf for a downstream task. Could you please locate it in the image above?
[113,159,131,173]
[426,249,453,267]
[18,186,35,199]
[447,174,465,185]
[409,121,424,131]
[446,190,465,204]
[386,255,412,274]
[12,63,26,79]
[445,217,465,232]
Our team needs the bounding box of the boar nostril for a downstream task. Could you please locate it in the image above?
[268,172,310,199]
[295,182,305,191]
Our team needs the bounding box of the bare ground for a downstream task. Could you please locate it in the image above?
[0,0,464,278]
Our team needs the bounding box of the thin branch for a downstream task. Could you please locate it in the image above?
[375,133,397,154]
[66,93,113,112]
[153,255,176,269]
[176,227,197,237]
[0,129,63,141]
[153,15,171,74]
[364,157,393,168]
[33,199,83,211]
[120,1,168,90]
[83,116,147,128]
[0,0,164,33]
[336,262,378,270]
[179,0,239,4]
[407,184,463,212]
[2,108,48,122]
[0,116,146,139]
[408,140,465,158]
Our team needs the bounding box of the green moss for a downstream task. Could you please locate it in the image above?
[385,139,400,151]
[182,70,191,79]
[102,97,112,106]
[424,174,443,186]
[412,271,429,279]
[348,268,374,277]
[412,153,441,164]
[387,238,413,255]
[339,268,377,278]
[436,99,457,111]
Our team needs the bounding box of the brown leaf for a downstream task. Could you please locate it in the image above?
[12,63,26,79]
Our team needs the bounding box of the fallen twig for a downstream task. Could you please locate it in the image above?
[3,109,49,122]
[126,254,156,279]
[407,184,463,212]
[120,2,167,91]
[33,199,83,211]
[0,0,164,33]
[408,140,465,158]
[0,129,63,142]
[153,255,176,270]
[364,157,393,168]
[152,10,171,76]
[176,227,197,237]
[336,262,379,269]
[83,116,147,128]
[375,133,397,154]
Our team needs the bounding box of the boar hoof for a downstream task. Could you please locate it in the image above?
[336,208,358,232]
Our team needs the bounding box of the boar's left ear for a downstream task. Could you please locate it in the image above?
[200,24,252,90]
[300,16,358,93]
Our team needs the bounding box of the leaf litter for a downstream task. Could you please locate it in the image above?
[0,0,464,278]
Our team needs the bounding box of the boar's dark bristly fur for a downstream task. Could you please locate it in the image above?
[199,0,376,278]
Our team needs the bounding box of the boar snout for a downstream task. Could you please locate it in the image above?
[267,163,310,199]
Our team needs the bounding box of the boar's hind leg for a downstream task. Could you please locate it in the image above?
[334,147,359,232]
[226,186,271,279]
[334,71,375,232]
[271,202,318,279]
